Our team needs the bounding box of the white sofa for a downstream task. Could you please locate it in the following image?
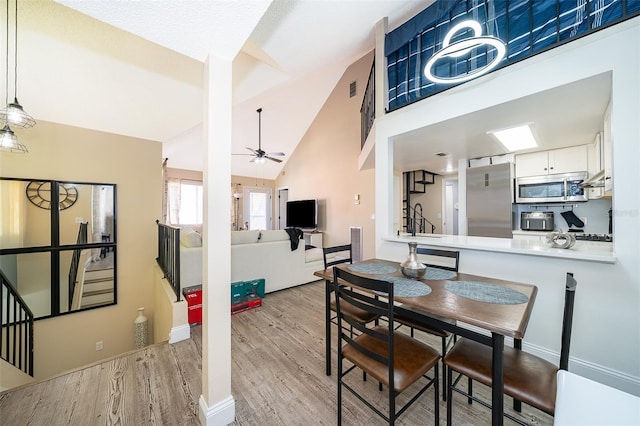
[230,230,325,293]
[178,228,325,293]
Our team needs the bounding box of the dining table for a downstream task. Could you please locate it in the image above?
[314,258,538,426]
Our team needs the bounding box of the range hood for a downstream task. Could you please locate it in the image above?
[579,170,605,188]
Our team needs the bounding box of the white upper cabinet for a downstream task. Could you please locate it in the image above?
[515,145,588,178]
[603,102,613,193]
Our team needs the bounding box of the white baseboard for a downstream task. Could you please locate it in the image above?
[457,324,640,396]
[199,394,235,426]
[522,341,640,396]
[169,324,191,344]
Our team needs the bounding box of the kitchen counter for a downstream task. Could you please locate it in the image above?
[384,233,615,264]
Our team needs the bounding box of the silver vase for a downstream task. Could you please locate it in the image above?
[400,242,427,278]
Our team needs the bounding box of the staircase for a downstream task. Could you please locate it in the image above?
[403,170,437,233]
[70,251,115,310]
[1,270,34,383]
[80,267,115,308]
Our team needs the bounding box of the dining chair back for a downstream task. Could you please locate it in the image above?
[333,266,440,425]
[416,247,460,271]
[322,244,377,376]
[394,246,460,400]
[444,272,578,425]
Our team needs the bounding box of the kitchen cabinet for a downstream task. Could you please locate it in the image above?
[515,145,588,178]
[603,102,613,193]
[587,133,604,199]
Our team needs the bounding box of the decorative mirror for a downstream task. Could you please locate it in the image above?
[0,177,117,319]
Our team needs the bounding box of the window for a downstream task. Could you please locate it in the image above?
[243,187,272,230]
[178,181,203,225]
[166,179,203,225]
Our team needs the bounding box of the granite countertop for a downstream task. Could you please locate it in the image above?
[384,233,615,264]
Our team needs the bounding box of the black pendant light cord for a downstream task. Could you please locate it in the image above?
[13,0,17,100]
[4,0,8,109]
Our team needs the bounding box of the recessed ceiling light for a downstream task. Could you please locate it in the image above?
[488,124,538,152]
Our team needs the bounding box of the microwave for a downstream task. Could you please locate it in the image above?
[515,172,588,203]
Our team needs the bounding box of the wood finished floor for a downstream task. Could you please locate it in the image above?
[0,280,553,425]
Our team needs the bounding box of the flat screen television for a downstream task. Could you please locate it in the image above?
[286,199,317,230]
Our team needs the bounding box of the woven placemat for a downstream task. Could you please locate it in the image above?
[348,263,397,275]
[379,276,432,297]
[445,281,529,305]
[424,268,456,280]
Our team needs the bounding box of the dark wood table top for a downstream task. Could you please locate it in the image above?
[314,258,538,339]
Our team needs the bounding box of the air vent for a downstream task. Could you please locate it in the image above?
[350,226,362,262]
[349,81,357,98]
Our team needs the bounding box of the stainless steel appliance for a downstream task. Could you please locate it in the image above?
[467,162,514,238]
[515,171,588,203]
[521,211,554,231]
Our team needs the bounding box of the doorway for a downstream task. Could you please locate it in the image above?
[442,178,459,235]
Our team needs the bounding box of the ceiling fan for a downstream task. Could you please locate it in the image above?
[234,108,285,164]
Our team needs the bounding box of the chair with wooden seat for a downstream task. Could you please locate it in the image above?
[393,246,460,400]
[333,267,440,425]
[444,272,578,426]
[323,244,378,376]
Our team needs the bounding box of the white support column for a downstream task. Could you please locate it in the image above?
[375,17,388,118]
[199,54,234,426]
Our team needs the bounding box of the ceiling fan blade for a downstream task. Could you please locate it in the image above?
[265,156,283,163]
[249,156,257,163]
[266,151,285,157]
[246,147,258,155]
[232,153,254,156]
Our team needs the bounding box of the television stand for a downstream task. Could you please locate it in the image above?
[303,231,323,248]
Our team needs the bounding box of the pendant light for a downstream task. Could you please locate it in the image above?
[0,0,35,130]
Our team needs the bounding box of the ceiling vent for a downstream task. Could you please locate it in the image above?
[349,81,357,98]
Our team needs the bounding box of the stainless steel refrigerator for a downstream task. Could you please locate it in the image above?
[466,162,514,238]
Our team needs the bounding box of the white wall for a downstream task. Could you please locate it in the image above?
[375,18,640,394]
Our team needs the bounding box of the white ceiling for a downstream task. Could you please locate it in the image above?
[393,72,612,174]
[55,0,432,179]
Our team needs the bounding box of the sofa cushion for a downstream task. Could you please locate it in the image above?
[305,247,323,263]
[259,230,289,243]
[180,227,202,248]
[231,230,261,245]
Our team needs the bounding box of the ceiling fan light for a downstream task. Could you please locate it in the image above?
[0,98,36,129]
[0,123,28,153]
[255,156,266,164]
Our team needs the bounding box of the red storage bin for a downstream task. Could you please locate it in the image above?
[183,286,202,325]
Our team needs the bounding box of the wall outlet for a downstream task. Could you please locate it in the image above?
[96,341,103,351]
[75,217,84,223]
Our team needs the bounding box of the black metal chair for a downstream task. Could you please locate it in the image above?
[393,246,460,400]
[323,244,378,376]
[334,267,440,425]
[444,272,578,425]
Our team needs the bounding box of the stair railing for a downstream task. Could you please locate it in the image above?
[407,204,437,234]
[68,222,88,310]
[360,59,375,148]
[1,270,34,377]
[156,220,181,302]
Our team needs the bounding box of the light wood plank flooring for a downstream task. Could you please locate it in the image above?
[0,280,553,425]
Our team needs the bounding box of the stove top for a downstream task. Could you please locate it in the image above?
[574,233,613,242]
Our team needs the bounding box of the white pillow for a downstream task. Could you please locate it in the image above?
[180,227,202,248]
